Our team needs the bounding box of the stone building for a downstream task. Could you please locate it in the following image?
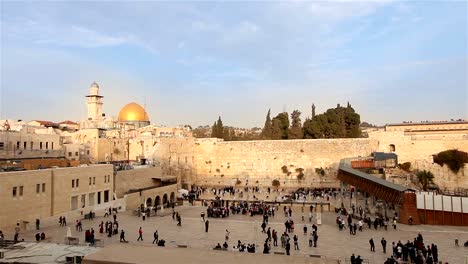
[0,165,114,230]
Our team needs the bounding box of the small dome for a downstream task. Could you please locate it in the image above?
[91,82,100,89]
[89,82,100,96]
[118,102,150,122]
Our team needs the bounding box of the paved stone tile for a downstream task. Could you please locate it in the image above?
[6,205,467,263]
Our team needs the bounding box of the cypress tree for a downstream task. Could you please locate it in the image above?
[261,109,273,139]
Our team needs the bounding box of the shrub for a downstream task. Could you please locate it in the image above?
[281,165,289,174]
[399,162,412,172]
[433,149,468,173]
[272,179,280,188]
[416,170,435,191]
[216,168,220,173]
[296,168,305,180]
[315,167,325,176]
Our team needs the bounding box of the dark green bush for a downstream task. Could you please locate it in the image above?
[433,149,468,173]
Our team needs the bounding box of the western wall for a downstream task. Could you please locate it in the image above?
[152,129,468,190]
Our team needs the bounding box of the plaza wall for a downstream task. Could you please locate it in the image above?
[152,130,468,190]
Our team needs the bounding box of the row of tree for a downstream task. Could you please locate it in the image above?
[261,103,362,140]
[207,103,362,141]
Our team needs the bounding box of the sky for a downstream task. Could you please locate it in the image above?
[0,1,467,128]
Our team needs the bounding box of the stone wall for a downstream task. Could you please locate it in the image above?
[114,167,163,198]
[125,184,178,210]
[152,130,468,190]
[413,160,468,189]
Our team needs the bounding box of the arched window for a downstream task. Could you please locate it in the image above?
[389,144,396,152]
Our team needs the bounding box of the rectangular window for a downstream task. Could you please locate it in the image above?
[93,177,95,185]
[40,142,43,149]
[36,184,40,193]
[75,152,78,156]
[0,142,4,150]
[16,141,20,149]
[45,142,49,149]
[51,142,54,150]
[87,150,90,155]
[68,152,72,157]
[89,177,92,186]
[12,187,17,197]
[23,142,27,149]
[104,190,109,203]
[81,194,86,207]
[42,183,45,192]
[97,192,101,204]
[30,142,34,150]
[72,179,75,188]
[76,179,79,187]
[19,186,23,196]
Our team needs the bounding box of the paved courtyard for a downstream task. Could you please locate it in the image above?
[6,204,468,263]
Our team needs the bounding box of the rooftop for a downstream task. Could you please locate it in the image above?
[0,242,99,264]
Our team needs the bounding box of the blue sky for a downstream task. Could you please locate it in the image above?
[1,1,466,127]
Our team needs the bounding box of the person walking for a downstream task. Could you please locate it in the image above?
[313,232,318,247]
[137,227,143,241]
[285,241,291,255]
[381,238,387,253]
[272,230,278,246]
[293,235,299,250]
[205,220,209,232]
[369,238,375,252]
[153,230,159,244]
[225,229,230,241]
[120,230,127,242]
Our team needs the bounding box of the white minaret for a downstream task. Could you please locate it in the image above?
[86,82,104,120]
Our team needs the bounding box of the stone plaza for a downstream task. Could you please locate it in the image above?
[3,201,467,264]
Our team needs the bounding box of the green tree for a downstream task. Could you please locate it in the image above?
[289,110,303,139]
[303,103,361,139]
[272,112,289,139]
[416,170,435,191]
[271,118,282,140]
[211,121,218,138]
[261,109,273,139]
[211,117,225,139]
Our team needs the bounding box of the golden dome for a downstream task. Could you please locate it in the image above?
[118,102,150,122]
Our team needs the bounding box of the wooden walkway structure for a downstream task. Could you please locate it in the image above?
[337,159,411,205]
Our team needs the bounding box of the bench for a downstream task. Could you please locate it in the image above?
[65,237,79,245]
[274,252,285,255]
[213,248,227,251]
[93,239,104,247]
[177,244,188,248]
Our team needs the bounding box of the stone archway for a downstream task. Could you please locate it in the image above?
[162,193,168,206]
[146,197,153,207]
[155,196,161,207]
[170,192,175,203]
